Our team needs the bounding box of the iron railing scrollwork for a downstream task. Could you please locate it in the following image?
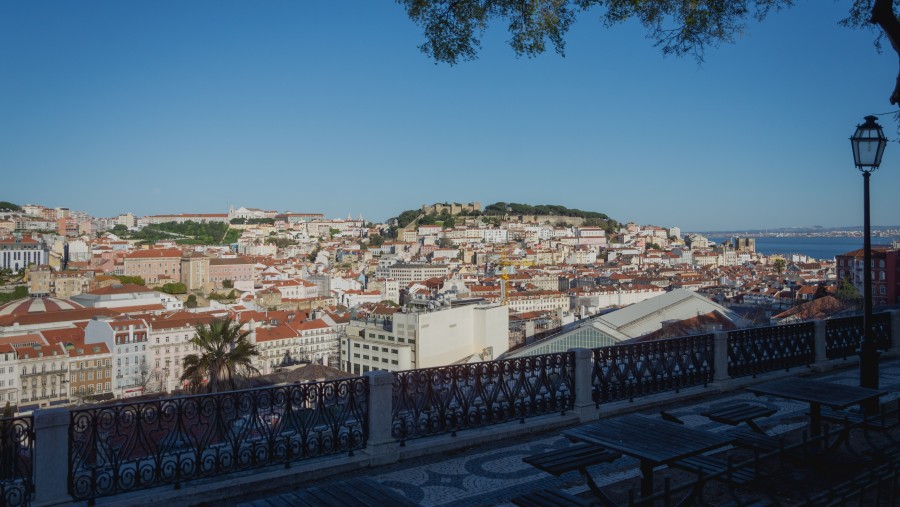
[727,322,814,378]
[825,312,892,359]
[0,416,33,507]
[68,377,368,502]
[591,334,714,406]
[391,352,575,442]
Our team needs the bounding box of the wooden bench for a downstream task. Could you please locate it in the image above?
[701,402,776,434]
[524,443,622,477]
[801,461,897,506]
[288,476,418,506]
[511,488,595,507]
[728,427,783,453]
[523,443,621,506]
[670,454,759,485]
[819,399,900,432]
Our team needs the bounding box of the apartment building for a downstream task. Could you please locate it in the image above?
[29,266,95,299]
[254,318,339,373]
[123,248,182,286]
[505,290,569,314]
[145,313,215,393]
[209,257,256,290]
[67,342,113,402]
[0,343,18,405]
[0,236,48,272]
[387,263,449,286]
[17,340,68,410]
[85,316,151,398]
[835,247,899,306]
[341,302,508,374]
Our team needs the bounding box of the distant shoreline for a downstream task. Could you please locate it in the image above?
[707,236,896,260]
[693,231,900,239]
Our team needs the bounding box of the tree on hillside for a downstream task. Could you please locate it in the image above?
[180,317,259,393]
[837,276,862,302]
[400,0,900,106]
[772,258,786,276]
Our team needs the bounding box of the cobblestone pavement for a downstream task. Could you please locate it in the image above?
[236,359,900,507]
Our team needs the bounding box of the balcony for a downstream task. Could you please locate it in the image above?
[12,310,900,506]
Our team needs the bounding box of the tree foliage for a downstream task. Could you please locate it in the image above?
[113,275,146,286]
[483,201,610,219]
[395,210,422,228]
[0,286,27,305]
[400,0,900,105]
[368,234,385,247]
[265,237,296,248]
[837,276,862,301]
[185,294,198,308]
[129,221,240,245]
[772,258,787,275]
[180,317,259,393]
[160,282,187,294]
[0,202,21,211]
[230,217,275,225]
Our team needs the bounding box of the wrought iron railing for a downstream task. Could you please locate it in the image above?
[727,322,815,378]
[591,334,714,405]
[68,377,368,502]
[0,416,33,507]
[391,352,575,442]
[825,312,893,359]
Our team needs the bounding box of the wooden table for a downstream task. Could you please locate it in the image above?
[563,413,734,498]
[700,401,776,434]
[746,378,886,438]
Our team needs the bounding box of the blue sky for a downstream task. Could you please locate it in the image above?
[2,1,899,232]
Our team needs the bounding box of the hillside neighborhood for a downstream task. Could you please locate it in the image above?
[0,201,898,413]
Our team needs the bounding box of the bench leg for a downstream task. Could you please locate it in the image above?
[640,461,654,497]
[579,467,618,507]
[747,420,765,434]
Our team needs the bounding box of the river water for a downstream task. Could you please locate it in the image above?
[708,236,897,261]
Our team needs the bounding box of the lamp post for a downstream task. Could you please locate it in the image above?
[850,115,887,392]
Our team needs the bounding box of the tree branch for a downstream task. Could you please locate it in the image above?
[871,0,900,104]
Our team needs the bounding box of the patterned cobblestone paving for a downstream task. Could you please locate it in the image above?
[237,359,900,506]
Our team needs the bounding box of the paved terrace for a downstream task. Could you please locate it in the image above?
[230,359,900,507]
[89,356,900,507]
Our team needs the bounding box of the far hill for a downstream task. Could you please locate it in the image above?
[389,202,618,233]
[0,201,21,212]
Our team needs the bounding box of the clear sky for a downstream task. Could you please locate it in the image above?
[2,1,899,232]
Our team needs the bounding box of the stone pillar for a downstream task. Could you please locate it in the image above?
[814,319,828,365]
[571,348,598,422]
[712,332,730,387]
[33,408,70,506]
[364,370,399,465]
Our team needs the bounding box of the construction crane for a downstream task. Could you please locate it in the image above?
[498,252,534,305]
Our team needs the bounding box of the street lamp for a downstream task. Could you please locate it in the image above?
[850,115,887,392]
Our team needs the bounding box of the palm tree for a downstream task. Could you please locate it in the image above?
[180,317,260,393]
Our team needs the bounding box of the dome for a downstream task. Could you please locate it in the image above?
[0,296,85,317]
